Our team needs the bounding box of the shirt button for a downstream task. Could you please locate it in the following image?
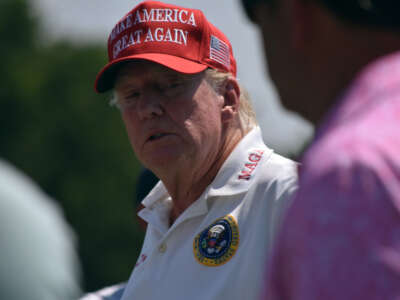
[159,243,167,253]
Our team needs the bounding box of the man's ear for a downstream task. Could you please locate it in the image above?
[221,77,240,123]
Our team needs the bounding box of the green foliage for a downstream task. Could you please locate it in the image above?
[0,0,145,291]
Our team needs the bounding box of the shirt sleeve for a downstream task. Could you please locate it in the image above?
[264,161,400,300]
[269,174,298,246]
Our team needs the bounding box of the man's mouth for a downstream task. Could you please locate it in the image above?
[148,133,169,141]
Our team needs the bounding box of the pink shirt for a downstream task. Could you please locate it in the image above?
[264,51,400,300]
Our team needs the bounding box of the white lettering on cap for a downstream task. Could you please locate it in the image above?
[113,29,143,59]
[110,8,197,43]
[112,27,189,59]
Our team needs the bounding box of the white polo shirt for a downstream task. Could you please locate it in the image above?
[121,127,298,300]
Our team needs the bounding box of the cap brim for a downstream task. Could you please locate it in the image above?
[94,53,208,93]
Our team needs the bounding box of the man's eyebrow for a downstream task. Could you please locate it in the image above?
[115,78,137,89]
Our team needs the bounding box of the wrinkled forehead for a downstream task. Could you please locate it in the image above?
[118,60,174,78]
[114,60,204,89]
[115,61,174,86]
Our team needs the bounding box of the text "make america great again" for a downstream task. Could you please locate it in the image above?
[110,8,197,58]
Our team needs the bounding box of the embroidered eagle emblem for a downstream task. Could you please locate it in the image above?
[193,215,239,266]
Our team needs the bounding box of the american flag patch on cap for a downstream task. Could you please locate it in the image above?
[210,35,230,69]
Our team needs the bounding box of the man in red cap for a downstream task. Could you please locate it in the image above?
[90,1,298,299]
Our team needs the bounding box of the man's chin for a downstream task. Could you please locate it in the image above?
[143,152,182,171]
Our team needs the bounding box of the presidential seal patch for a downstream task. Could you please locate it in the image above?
[193,215,239,267]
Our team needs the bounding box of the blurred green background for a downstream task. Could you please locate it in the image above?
[0,0,146,292]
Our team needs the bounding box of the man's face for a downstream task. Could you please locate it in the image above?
[114,61,225,174]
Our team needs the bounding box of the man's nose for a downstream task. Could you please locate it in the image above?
[137,90,164,120]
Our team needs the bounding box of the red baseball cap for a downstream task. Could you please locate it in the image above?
[94,1,237,93]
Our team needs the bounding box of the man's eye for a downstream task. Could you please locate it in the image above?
[118,91,141,109]
[167,81,182,89]
[127,91,141,99]
[160,81,182,91]
[158,80,186,97]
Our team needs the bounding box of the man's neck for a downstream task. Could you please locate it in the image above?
[160,126,245,225]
